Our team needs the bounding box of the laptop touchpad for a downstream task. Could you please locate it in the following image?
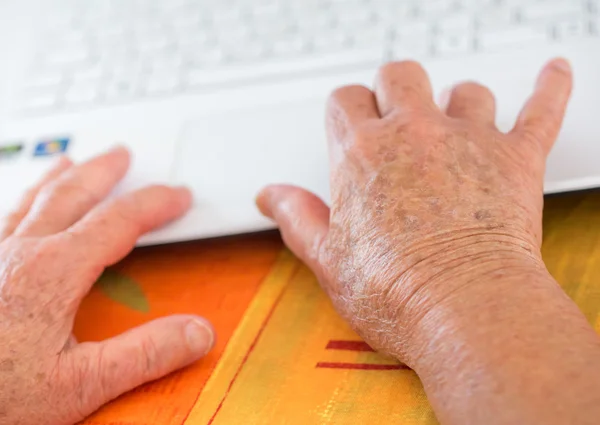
[174,99,331,209]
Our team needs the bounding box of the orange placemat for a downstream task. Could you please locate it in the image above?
[75,234,282,424]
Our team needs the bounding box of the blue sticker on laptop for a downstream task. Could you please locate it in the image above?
[34,137,70,157]
[0,143,24,159]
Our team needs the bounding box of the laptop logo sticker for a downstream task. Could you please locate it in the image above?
[0,143,24,160]
[33,137,70,157]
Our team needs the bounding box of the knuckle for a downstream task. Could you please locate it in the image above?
[522,115,559,142]
[42,181,100,213]
[107,195,143,226]
[60,352,99,420]
[139,337,162,380]
[402,115,443,138]
[140,185,177,207]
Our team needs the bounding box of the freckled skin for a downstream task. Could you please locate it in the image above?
[0,148,215,425]
[258,60,600,425]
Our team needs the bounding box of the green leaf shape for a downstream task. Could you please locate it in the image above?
[96,270,150,313]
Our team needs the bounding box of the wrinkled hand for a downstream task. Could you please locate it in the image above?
[0,148,214,425]
[258,59,572,365]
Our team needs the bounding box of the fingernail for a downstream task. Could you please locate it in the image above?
[551,58,571,73]
[255,189,273,218]
[186,318,215,356]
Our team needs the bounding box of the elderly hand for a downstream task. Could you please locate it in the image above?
[0,148,214,425]
[258,59,573,362]
[258,59,600,425]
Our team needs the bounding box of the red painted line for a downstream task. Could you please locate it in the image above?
[316,362,409,371]
[203,266,299,425]
[326,340,374,352]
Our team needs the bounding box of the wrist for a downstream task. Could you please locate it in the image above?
[388,232,550,366]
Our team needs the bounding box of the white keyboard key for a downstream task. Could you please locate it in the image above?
[436,31,473,56]
[45,47,89,66]
[372,2,412,23]
[65,84,98,105]
[105,79,138,101]
[439,15,472,32]
[294,14,334,32]
[216,25,250,44]
[271,36,307,56]
[211,7,243,24]
[554,18,588,40]
[150,54,183,72]
[392,39,431,60]
[107,58,143,79]
[479,26,549,50]
[137,36,169,54]
[396,22,431,38]
[351,28,387,49]
[188,48,226,66]
[477,7,516,27]
[337,9,374,26]
[251,1,281,17]
[391,24,432,59]
[143,75,179,95]
[312,31,348,53]
[521,2,585,21]
[416,0,454,16]
[21,93,58,111]
[177,30,213,48]
[72,66,103,82]
[24,72,62,89]
[229,43,267,62]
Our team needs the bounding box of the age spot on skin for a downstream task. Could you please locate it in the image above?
[0,358,15,372]
[474,210,492,221]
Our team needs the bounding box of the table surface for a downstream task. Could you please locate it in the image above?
[75,191,600,425]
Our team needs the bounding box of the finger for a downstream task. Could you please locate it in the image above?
[0,157,72,241]
[65,185,192,270]
[445,82,497,126]
[374,61,435,118]
[326,85,380,168]
[257,185,329,275]
[512,58,573,155]
[67,315,214,418]
[15,146,131,237]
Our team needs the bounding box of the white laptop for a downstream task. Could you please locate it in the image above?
[0,0,599,246]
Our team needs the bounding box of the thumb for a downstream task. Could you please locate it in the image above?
[256,185,330,274]
[65,315,214,418]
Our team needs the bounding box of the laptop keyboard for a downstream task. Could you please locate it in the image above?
[20,0,600,114]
